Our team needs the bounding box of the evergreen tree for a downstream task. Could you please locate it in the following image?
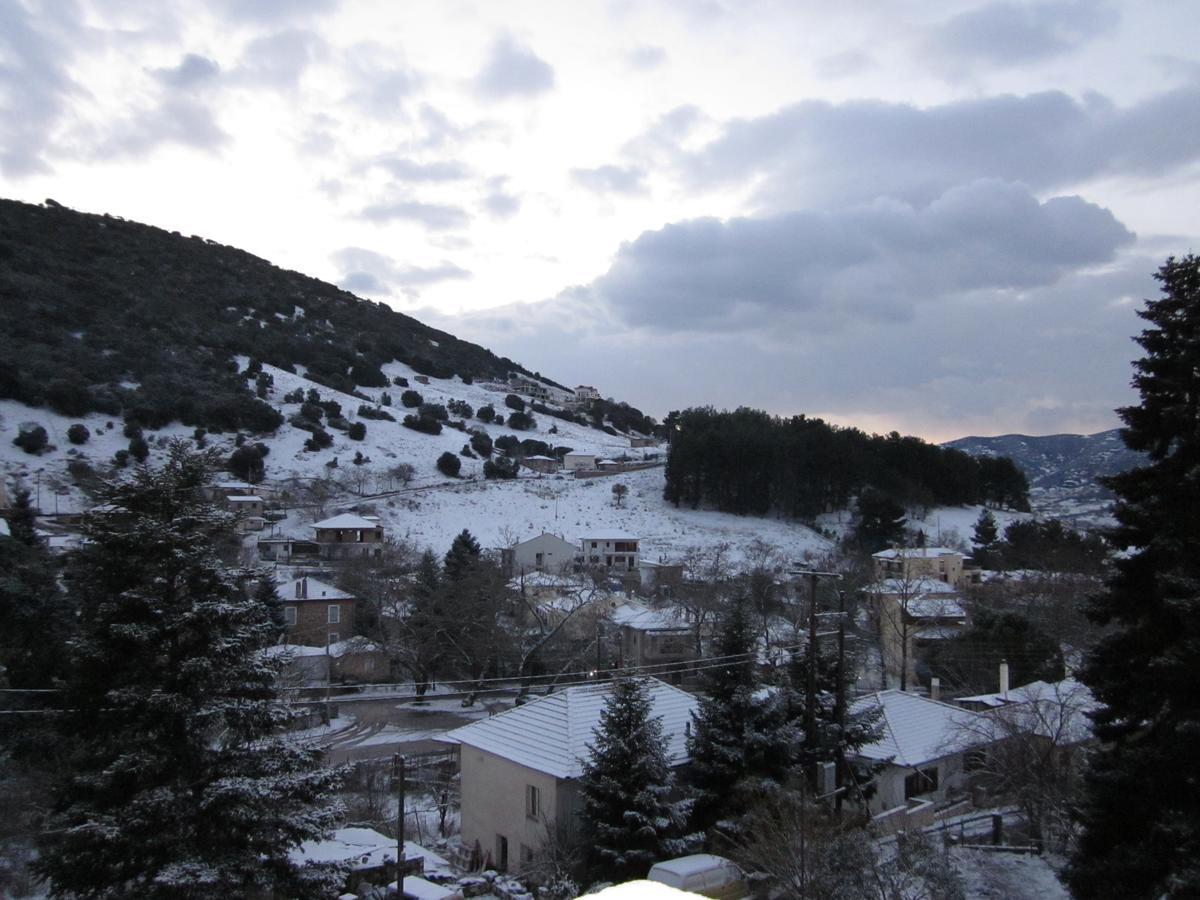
[7,488,39,547]
[686,597,795,836]
[853,489,906,552]
[0,526,71,688]
[971,509,998,548]
[36,444,344,899]
[579,677,682,883]
[1069,257,1200,898]
[444,528,482,581]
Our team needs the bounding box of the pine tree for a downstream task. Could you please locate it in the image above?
[1069,256,1200,898]
[686,597,795,836]
[579,676,682,883]
[36,443,344,899]
[7,487,39,547]
[444,528,482,581]
[970,508,999,568]
[0,525,71,688]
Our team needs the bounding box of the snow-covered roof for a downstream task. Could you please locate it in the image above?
[957,678,1097,744]
[611,599,689,632]
[226,495,263,502]
[289,828,452,876]
[911,626,962,641]
[873,577,960,595]
[311,513,380,530]
[264,643,327,658]
[852,690,989,767]
[385,876,457,900]
[0,518,9,538]
[278,576,354,602]
[580,530,639,542]
[905,596,967,620]
[438,677,698,779]
[328,636,383,658]
[507,570,581,591]
[873,547,964,560]
[522,455,557,461]
[214,480,254,489]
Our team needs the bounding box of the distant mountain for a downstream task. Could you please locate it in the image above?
[944,429,1145,525]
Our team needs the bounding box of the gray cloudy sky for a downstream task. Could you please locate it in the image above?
[2,0,1197,440]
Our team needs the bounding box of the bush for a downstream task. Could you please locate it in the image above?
[193,427,207,444]
[123,421,143,439]
[495,434,520,454]
[445,419,465,432]
[418,403,448,422]
[477,404,496,423]
[67,423,90,445]
[437,451,462,477]
[351,362,388,387]
[128,435,150,463]
[357,405,395,421]
[319,400,343,419]
[401,390,423,408]
[283,388,304,403]
[505,393,525,412]
[13,424,49,454]
[448,399,473,418]
[461,444,476,458]
[228,443,268,482]
[326,416,351,432]
[67,458,95,484]
[380,392,392,406]
[483,457,519,479]
[300,401,324,421]
[348,422,366,440]
[393,376,409,387]
[470,431,493,456]
[304,428,333,451]
[520,438,552,457]
[402,414,442,435]
[113,449,130,467]
[507,411,536,431]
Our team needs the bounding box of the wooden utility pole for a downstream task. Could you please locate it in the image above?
[834,589,847,814]
[394,753,407,897]
[805,571,819,769]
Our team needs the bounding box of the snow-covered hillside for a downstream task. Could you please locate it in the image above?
[0,360,837,563]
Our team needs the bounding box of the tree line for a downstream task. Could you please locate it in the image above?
[664,406,1030,519]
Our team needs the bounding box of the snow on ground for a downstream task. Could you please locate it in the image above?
[952,848,1070,900]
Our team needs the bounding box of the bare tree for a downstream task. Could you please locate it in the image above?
[869,565,940,692]
[678,543,736,656]
[611,482,628,508]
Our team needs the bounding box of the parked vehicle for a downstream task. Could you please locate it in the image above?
[647,854,748,899]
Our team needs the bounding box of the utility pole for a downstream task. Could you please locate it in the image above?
[794,568,840,791]
[323,631,332,725]
[834,589,847,815]
[393,753,407,897]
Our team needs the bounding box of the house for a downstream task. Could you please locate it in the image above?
[439,678,697,875]
[501,532,579,576]
[608,600,694,678]
[329,636,390,682]
[850,690,995,825]
[257,536,321,562]
[574,385,600,403]
[310,512,385,559]
[872,546,975,591]
[638,559,684,600]
[226,494,264,517]
[629,437,657,448]
[265,643,330,685]
[868,579,967,687]
[957,675,1097,746]
[520,455,560,475]
[278,575,356,647]
[562,452,597,473]
[205,480,255,501]
[579,531,639,573]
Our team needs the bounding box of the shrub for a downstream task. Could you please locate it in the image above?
[393,376,409,387]
[495,434,520,454]
[13,424,49,454]
[357,405,396,422]
[445,420,466,432]
[300,402,324,421]
[437,451,461,477]
[401,390,423,408]
[402,414,442,435]
[507,411,536,431]
[353,451,369,465]
[283,388,304,403]
[380,392,392,406]
[306,388,321,404]
[128,435,150,463]
[505,393,525,411]
[348,422,366,440]
[123,421,143,439]
[483,457,519,479]
[461,444,476,458]
[418,403,448,422]
[304,428,333,451]
[520,438,552,457]
[351,362,388,387]
[477,404,496,423]
[326,416,350,432]
[67,423,90,445]
[67,458,95,484]
[228,443,268,482]
[113,449,130,467]
[319,400,342,419]
[448,399,473,418]
[470,431,493,456]
[461,374,473,385]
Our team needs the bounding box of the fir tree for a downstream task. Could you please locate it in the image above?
[579,677,682,883]
[686,596,795,836]
[0,525,71,688]
[36,443,344,899]
[444,528,482,581]
[1069,256,1200,898]
[970,508,1000,568]
[7,488,39,547]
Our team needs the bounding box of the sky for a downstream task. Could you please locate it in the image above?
[2,0,1198,442]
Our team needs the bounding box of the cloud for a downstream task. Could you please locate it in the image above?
[150,54,220,89]
[474,36,554,99]
[685,86,1200,210]
[814,50,873,79]
[929,0,1119,67]
[85,96,229,160]
[587,180,1133,333]
[570,164,647,195]
[333,246,471,298]
[482,176,521,218]
[370,157,471,182]
[0,1,83,176]
[358,200,470,231]
[210,0,339,23]
[627,45,667,70]
[234,29,327,89]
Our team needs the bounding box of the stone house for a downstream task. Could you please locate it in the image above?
[519,455,560,475]
[562,452,597,473]
[310,512,385,560]
[278,575,357,647]
[439,678,697,875]
[608,600,694,678]
[872,546,977,591]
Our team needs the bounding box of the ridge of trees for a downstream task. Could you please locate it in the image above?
[664,406,1029,520]
[0,199,542,432]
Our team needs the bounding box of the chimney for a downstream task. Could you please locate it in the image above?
[297,577,307,600]
[930,677,941,703]
[999,659,1010,699]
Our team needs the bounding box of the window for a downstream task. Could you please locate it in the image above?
[904,767,939,799]
[328,632,339,643]
[964,749,987,773]
[495,835,508,872]
[525,784,540,819]
[283,606,297,626]
[328,605,340,624]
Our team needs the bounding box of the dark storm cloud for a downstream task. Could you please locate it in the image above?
[333,246,471,298]
[571,164,648,195]
[930,0,1119,67]
[588,180,1133,332]
[151,54,220,89]
[687,87,1200,210]
[0,1,82,176]
[358,200,470,231]
[474,37,555,99]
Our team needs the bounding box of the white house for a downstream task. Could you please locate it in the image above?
[851,690,994,820]
[579,530,640,573]
[438,678,697,875]
[501,532,579,576]
[562,452,597,473]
